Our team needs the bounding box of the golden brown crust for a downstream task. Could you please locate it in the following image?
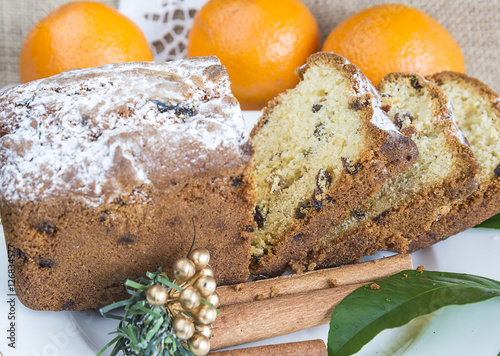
[428,71,500,109]
[4,168,255,311]
[409,72,500,251]
[250,53,418,276]
[408,183,500,251]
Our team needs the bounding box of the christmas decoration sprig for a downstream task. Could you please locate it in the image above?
[97,224,219,356]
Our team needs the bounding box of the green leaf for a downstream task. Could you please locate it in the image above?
[126,289,145,298]
[99,299,131,314]
[125,324,139,346]
[96,335,121,356]
[136,304,162,318]
[200,298,214,307]
[328,270,500,356]
[109,338,126,356]
[157,275,183,291]
[102,314,131,322]
[146,316,165,341]
[126,280,147,290]
[474,212,500,229]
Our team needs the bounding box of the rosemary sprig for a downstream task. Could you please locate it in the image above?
[97,268,193,356]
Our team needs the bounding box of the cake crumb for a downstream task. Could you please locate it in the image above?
[270,286,280,298]
[307,262,317,271]
[370,283,381,290]
[289,260,305,274]
[416,265,425,274]
[255,294,264,301]
[329,279,338,288]
[403,273,408,278]
[234,283,243,292]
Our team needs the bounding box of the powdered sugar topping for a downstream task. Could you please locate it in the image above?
[347,59,399,133]
[0,57,248,206]
[443,101,468,146]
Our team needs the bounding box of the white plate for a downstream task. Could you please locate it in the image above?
[1,111,500,355]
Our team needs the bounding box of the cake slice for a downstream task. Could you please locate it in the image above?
[249,52,418,276]
[412,72,500,250]
[0,57,255,310]
[304,73,479,268]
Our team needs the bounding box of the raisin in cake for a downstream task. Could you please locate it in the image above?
[412,72,500,250]
[304,73,479,267]
[249,52,418,276]
[0,57,255,311]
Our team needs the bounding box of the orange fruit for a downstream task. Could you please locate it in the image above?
[19,1,153,83]
[187,0,320,110]
[322,4,465,86]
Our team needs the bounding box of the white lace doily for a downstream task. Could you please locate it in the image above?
[119,0,208,62]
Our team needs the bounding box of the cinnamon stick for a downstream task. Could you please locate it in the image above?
[211,254,412,350]
[209,339,327,355]
[217,254,412,306]
[211,283,364,350]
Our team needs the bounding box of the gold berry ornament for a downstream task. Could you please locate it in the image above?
[145,284,168,307]
[193,304,218,325]
[143,247,218,355]
[206,292,220,308]
[195,324,214,339]
[193,275,217,297]
[172,314,195,340]
[179,286,201,310]
[199,266,214,277]
[98,220,218,356]
[189,247,210,270]
[188,333,211,356]
[173,257,196,283]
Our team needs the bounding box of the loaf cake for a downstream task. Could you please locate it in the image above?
[411,72,500,250]
[249,52,418,276]
[304,73,479,268]
[0,57,255,311]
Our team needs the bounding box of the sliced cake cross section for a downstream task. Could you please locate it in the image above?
[249,52,418,276]
[304,73,479,268]
[414,72,500,249]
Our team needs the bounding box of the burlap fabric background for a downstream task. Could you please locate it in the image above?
[1,0,499,93]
